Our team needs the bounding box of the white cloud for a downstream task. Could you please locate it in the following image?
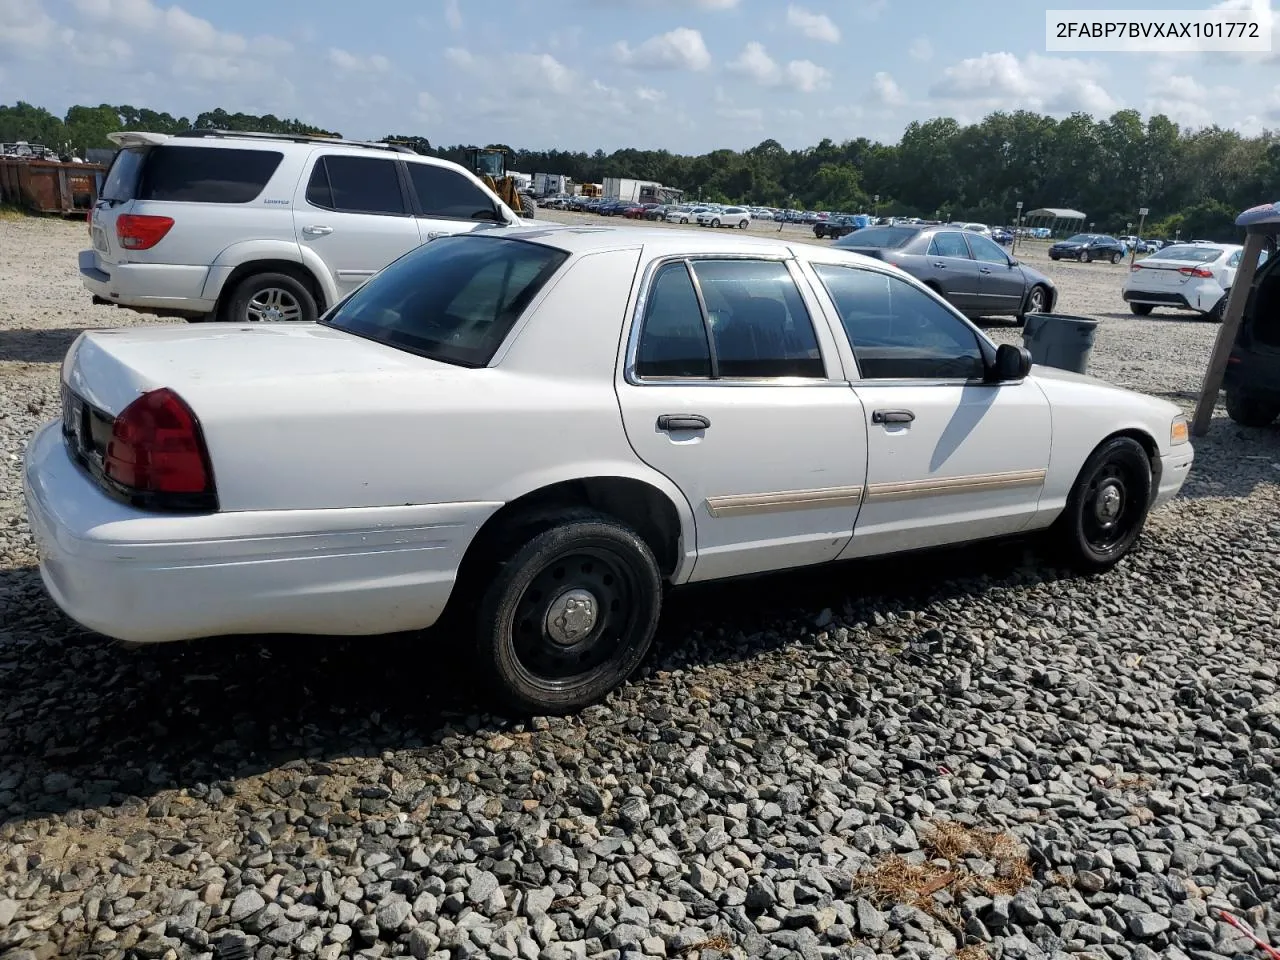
[1143,72,1241,128]
[727,42,831,93]
[444,46,474,68]
[514,52,577,94]
[909,36,934,62]
[786,5,840,43]
[615,27,712,71]
[1210,0,1279,61]
[327,48,391,73]
[785,59,831,93]
[872,71,908,107]
[414,91,439,122]
[635,86,666,102]
[443,0,462,30]
[727,40,779,83]
[929,51,1118,117]
[0,0,62,52]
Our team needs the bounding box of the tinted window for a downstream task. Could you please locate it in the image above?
[101,147,146,201]
[692,260,824,379]
[323,236,567,367]
[307,155,405,215]
[1065,234,1097,243]
[836,225,918,249]
[813,265,985,380]
[928,232,972,258]
[635,263,712,379]
[407,163,502,220]
[967,233,1012,264]
[135,146,282,203]
[1152,245,1223,263]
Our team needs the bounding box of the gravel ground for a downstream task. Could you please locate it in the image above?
[1,214,1278,960]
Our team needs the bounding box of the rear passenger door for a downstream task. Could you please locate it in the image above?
[294,153,423,298]
[404,162,511,242]
[923,231,983,313]
[615,257,868,583]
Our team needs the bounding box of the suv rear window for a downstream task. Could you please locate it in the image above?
[101,147,147,202]
[835,226,919,249]
[136,146,283,203]
[322,235,568,367]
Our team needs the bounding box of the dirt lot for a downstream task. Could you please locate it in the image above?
[0,214,1277,960]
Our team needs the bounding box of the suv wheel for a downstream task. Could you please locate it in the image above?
[223,272,317,324]
[1225,385,1280,427]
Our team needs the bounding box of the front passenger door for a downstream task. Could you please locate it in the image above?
[404,163,510,243]
[967,232,1027,314]
[808,264,1051,559]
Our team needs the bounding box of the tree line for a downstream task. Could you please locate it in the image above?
[3,100,1275,241]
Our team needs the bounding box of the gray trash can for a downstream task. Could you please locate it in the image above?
[1021,313,1099,374]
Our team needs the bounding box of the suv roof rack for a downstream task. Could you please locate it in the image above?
[171,129,417,155]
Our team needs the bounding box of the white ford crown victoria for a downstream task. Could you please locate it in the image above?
[25,226,1194,713]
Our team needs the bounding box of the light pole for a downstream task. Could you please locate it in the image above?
[873,194,880,220]
[1013,200,1023,254]
[1131,206,1148,264]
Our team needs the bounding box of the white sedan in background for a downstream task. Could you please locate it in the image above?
[25,226,1193,714]
[1122,242,1267,320]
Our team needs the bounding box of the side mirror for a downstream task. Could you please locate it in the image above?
[1008,258,1019,267]
[992,342,1032,381]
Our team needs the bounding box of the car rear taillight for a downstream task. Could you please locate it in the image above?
[1178,266,1214,278]
[116,214,174,250]
[104,388,216,508]
[1130,263,1144,271]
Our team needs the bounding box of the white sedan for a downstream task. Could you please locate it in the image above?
[1122,242,1266,320]
[25,227,1194,714]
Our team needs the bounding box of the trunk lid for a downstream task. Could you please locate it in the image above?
[64,324,465,417]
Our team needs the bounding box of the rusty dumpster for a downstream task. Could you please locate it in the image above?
[0,159,107,215]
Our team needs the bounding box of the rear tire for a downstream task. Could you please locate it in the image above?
[1053,436,1153,572]
[1206,293,1228,323]
[1129,303,1153,316]
[475,514,662,715]
[739,220,749,229]
[220,271,317,324]
[1225,386,1280,427]
[520,195,537,219]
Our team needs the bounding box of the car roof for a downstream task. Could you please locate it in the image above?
[106,130,459,166]
[475,224,899,270]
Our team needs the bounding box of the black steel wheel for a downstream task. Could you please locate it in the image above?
[476,516,661,714]
[1055,436,1152,571]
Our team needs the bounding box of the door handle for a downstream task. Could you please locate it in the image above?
[872,409,915,424]
[979,267,992,274]
[932,261,946,268]
[657,414,710,432]
[302,225,333,236]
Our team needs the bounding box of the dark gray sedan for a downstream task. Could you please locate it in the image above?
[834,224,1056,324]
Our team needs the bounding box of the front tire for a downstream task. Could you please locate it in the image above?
[1225,386,1280,427]
[520,195,538,219]
[1129,303,1153,316]
[1054,436,1153,572]
[1081,250,1092,263]
[220,271,317,324]
[1019,284,1049,323]
[1111,252,1122,264]
[475,516,662,715]
[712,218,721,228]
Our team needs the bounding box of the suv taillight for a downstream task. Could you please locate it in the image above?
[116,214,174,250]
[105,388,216,508]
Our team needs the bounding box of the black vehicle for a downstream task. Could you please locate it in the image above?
[1048,234,1126,263]
[813,215,861,239]
[835,223,1056,323]
[1224,239,1280,426]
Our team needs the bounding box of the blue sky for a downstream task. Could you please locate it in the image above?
[1,0,1276,153]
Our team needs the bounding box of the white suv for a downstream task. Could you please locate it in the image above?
[81,130,522,323]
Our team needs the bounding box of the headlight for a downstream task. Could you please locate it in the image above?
[1170,416,1190,445]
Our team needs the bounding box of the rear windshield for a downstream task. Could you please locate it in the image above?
[101,147,147,202]
[1151,245,1224,263]
[835,225,918,249]
[322,235,568,367]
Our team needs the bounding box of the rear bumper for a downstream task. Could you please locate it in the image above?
[23,422,500,644]
[1122,279,1223,312]
[79,250,216,315]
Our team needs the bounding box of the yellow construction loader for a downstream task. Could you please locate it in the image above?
[467,148,537,219]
